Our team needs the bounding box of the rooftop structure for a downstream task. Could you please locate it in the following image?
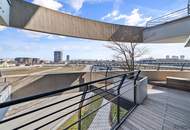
[15,57,40,66]
[66,55,70,62]
[137,57,190,67]
[54,51,63,63]
[0,0,190,46]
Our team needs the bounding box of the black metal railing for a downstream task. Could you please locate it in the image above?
[136,63,190,71]
[146,7,190,27]
[0,70,141,130]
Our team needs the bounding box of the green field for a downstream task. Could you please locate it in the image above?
[110,103,128,126]
[57,95,103,130]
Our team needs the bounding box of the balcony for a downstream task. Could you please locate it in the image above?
[0,69,189,130]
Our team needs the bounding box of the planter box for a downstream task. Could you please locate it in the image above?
[167,76,190,91]
[136,76,148,104]
[116,76,148,105]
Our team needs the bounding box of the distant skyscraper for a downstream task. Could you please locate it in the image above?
[166,55,170,59]
[171,56,179,60]
[180,55,185,60]
[54,51,63,63]
[66,55,70,62]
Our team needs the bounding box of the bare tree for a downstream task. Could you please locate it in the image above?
[106,40,147,71]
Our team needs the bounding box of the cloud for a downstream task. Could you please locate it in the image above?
[113,0,123,11]
[68,0,85,11]
[102,10,119,20]
[32,0,63,10]
[102,8,152,26]
[0,25,7,31]
[0,47,2,52]
[67,0,112,11]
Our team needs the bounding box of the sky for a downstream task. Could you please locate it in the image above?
[0,0,189,61]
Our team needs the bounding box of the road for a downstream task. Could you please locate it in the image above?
[88,99,111,130]
[82,65,92,72]
[0,92,82,130]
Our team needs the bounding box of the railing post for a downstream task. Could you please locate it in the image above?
[78,85,88,130]
[105,66,109,90]
[157,63,160,71]
[117,74,127,124]
[134,71,141,104]
[188,0,190,15]
[181,63,185,71]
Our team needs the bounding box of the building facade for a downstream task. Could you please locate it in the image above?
[66,55,70,62]
[15,57,40,66]
[54,51,63,63]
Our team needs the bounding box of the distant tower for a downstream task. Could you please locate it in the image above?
[54,51,63,63]
[66,55,70,62]
[166,55,170,59]
[172,56,179,60]
[180,55,185,60]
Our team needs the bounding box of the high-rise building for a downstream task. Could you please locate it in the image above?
[66,55,70,62]
[54,51,63,63]
[166,55,170,59]
[171,56,179,60]
[180,55,185,60]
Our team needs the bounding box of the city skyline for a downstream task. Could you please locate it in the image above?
[0,0,189,60]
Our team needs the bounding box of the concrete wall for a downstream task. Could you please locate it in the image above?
[10,71,124,99]
[7,0,143,43]
[143,16,190,43]
[141,70,190,81]
[0,76,26,84]
[7,70,190,99]
[85,71,125,82]
[2,0,190,44]
[12,72,85,99]
[167,77,190,91]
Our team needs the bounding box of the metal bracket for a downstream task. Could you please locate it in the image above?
[7,0,12,6]
[185,35,190,47]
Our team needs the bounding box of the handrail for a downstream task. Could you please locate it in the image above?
[146,7,189,27]
[0,71,138,108]
[0,70,141,130]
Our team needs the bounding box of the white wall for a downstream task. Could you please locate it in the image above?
[144,17,190,43]
[0,85,11,120]
[0,0,10,25]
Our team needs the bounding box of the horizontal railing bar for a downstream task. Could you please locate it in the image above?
[0,71,138,108]
[0,79,123,124]
[15,81,133,130]
[148,7,187,22]
[60,86,134,130]
[146,7,188,27]
[148,15,188,23]
[14,82,130,130]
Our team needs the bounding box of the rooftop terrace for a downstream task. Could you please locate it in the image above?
[0,70,189,130]
[119,85,190,130]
